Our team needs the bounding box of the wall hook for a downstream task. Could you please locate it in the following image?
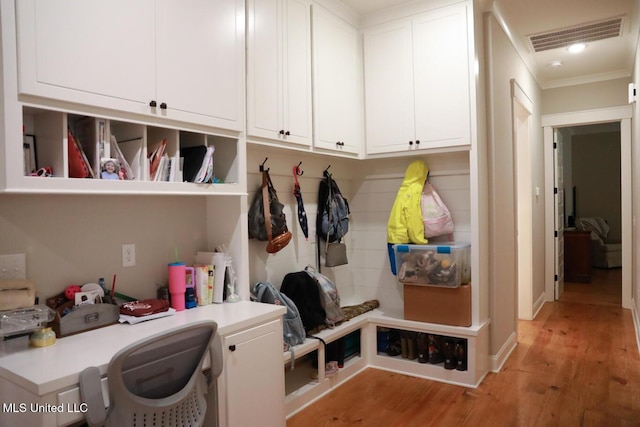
[259,157,269,172]
[295,162,304,176]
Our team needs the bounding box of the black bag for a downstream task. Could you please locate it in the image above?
[280,271,326,333]
[248,170,292,252]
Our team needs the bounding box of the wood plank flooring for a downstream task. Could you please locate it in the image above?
[287,268,640,427]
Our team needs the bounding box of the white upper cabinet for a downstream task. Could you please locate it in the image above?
[247,0,312,147]
[16,0,244,131]
[154,0,244,130]
[311,5,364,156]
[363,3,471,155]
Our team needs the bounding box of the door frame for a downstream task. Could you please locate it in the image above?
[542,105,632,308]
[511,79,535,319]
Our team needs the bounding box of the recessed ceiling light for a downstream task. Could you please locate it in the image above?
[567,43,587,53]
[550,60,563,68]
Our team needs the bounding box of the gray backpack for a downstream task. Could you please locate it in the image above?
[252,281,305,365]
[304,266,345,328]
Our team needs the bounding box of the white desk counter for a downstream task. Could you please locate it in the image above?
[0,301,286,427]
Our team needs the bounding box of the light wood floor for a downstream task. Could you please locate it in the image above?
[287,268,640,427]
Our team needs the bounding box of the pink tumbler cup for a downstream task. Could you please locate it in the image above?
[168,262,187,311]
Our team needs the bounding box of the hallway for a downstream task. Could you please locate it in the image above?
[287,269,640,426]
[560,267,622,307]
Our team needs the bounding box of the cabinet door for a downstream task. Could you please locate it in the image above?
[156,0,244,130]
[412,3,471,150]
[282,0,312,147]
[16,0,156,114]
[247,0,283,140]
[223,319,285,427]
[247,0,311,146]
[312,6,363,155]
[363,18,415,155]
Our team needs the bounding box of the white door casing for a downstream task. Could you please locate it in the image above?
[542,106,632,308]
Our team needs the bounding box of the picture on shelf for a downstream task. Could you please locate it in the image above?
[23,134,37,175]
[100,158,122,180]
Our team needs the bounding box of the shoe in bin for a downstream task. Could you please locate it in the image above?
[443,338,456,370]
[455,339,467,371]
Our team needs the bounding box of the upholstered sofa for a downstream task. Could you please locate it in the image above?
[575,217,622,268]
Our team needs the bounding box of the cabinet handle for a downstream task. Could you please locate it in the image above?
[279,130,285,135]
[149,100,157,108]
[228,345,236,352]
[285,131,290,136]
[160,102,167,110]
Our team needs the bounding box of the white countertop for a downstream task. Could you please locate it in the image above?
[0,301,286,396]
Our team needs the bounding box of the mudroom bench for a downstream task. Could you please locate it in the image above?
[283,308,490,418]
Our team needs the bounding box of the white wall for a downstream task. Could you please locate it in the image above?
[542,78,631,115]
[631,20,640,343]
[245,146,356,292]
[0,194,209,301]
[485,12,545,358]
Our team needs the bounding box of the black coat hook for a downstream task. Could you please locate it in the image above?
[260,157,269,172]
[295,162,304,176]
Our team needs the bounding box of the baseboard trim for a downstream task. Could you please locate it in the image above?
[532,292,546,319]
[631,298,640,355]
[490,331,517,372]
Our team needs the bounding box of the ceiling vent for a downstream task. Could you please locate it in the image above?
[528,16,624,52]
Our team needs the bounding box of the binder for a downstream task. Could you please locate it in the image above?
[68,129,93,178]
[181,145,208,182]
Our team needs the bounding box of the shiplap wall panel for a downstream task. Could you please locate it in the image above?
[245,146,471,318]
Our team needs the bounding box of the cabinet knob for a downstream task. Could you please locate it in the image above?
[285,131,290,136]
[416,140,420,145]
[160,102,167,110]
[409,141,414,146]
[229,345,236,352]
[149,100,157,108]
[279,130,285,135]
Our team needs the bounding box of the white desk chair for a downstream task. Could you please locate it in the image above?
[79,320,222,427]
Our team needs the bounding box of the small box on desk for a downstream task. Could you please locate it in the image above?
[47,291,120,337]
[51,303,120,337]
[403,283,471,327]
[394,242,470,288]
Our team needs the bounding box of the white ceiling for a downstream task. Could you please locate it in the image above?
[341,0,640,89]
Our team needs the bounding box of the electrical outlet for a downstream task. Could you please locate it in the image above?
[122,244,136,267]
[0,254,26,280]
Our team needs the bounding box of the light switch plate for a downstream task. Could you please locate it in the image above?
[0,254,26,280]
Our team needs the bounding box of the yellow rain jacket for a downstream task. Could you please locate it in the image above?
[387,160,428,244]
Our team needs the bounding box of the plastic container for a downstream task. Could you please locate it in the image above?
[394,242,470,287]
[0,305,55,338]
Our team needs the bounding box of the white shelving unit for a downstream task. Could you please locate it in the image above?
[11,105,244,196]
[283,310,489,418]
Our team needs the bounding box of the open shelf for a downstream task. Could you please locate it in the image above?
[12,106,244,195]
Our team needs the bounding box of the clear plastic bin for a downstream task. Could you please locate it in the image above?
[394,242,471,287]
[0,305,55,337]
